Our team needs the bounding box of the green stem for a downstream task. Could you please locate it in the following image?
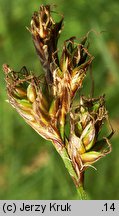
[77,185,88,200]
[59,147,88,199]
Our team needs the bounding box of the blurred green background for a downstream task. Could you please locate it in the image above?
[0,0,119,199]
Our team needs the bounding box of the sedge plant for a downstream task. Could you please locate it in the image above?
[3,5,113,199]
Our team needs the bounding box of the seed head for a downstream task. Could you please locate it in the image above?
[3,5,113,184]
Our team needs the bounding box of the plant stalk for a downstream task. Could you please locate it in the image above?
[56,145,88,199]
[76,185,88,200]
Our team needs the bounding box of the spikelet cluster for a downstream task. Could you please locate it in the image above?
[3,5,113,183]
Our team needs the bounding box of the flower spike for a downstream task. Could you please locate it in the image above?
[3,5,113,199]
